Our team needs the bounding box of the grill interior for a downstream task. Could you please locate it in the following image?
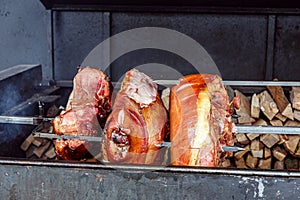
[1,1,300,199]
[2,0,300,164]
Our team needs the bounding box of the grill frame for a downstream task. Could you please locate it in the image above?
[2,1,300,198]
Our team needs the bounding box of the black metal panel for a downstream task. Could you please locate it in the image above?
[110,13,267,81]
[53,11,107,80]
[274,16,300,81]
[40,0,300,10]
[1,161,300,199]
[0,65,42,115]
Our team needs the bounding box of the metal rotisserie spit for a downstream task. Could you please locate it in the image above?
[1,1,300,199]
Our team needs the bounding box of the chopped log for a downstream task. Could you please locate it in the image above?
[32,138,43,147]
[273,147,287,161]
[285,158,299,170]
[250,139,264,158]
[246,119,267,141]
[246,133,260,141]
[25,145,35,158]
[251,150,264,158]
[253,119,268,126]
[258,90,279,120]
[239,122,252,125]
[294,110,300,122]
[161,88,170,111]
[284,119,300,127]
[274,161,285,170]
[235,157,247,168]
[267,85,294,120]
[275,113,287,122]
[251,93,260,118]
[246,154,258,168]
[277,135,289,144]
[33,141,51,158]
[258,158,272,169]
[260,134,279,148]
[237,116,255,124]
[46,104,59,117]
[250,139,263,150]
[290,87,300,110]
[278,134,288,145]
[264,147,271,159]
[84,158,98,163]
[44,146,56,159]
[20,134,34,151]
[295,143,300,157]
[235,90,255,124]
[270,119,283,127]
[235,133,249,145]
[234,145,250,160]
[283,135,300,154]
[221,159,232,168]
[233,137,238,144]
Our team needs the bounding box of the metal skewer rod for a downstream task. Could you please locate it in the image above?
[33,132,244,152]
[55,80,300,88]
[0,116,53,125]
[153,80,300,87]
[236,125,300,135]
[32,132,103,142]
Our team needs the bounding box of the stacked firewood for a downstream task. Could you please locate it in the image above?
[21,133,55,160]
[225,86,300,170]
[20,123,56,160]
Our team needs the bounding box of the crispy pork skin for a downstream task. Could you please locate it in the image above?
[103,69,168,164]
[170,74,236,167]
[52,66,112,160]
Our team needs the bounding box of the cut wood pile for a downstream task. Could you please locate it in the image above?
[21,132,56,160]
[20,105,58,160]
[222,86,300,170]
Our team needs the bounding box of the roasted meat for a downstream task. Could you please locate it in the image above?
[103,69,168,164]
[170,74,238,167]
[52,66,112,160]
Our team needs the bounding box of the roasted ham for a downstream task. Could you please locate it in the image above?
[170,74,238,167]
[103,69,168,164]
[52,66,112,160]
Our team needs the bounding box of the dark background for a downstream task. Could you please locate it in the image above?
[1,0,300,81]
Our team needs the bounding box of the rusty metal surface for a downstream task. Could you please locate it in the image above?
[0,160,299,199]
